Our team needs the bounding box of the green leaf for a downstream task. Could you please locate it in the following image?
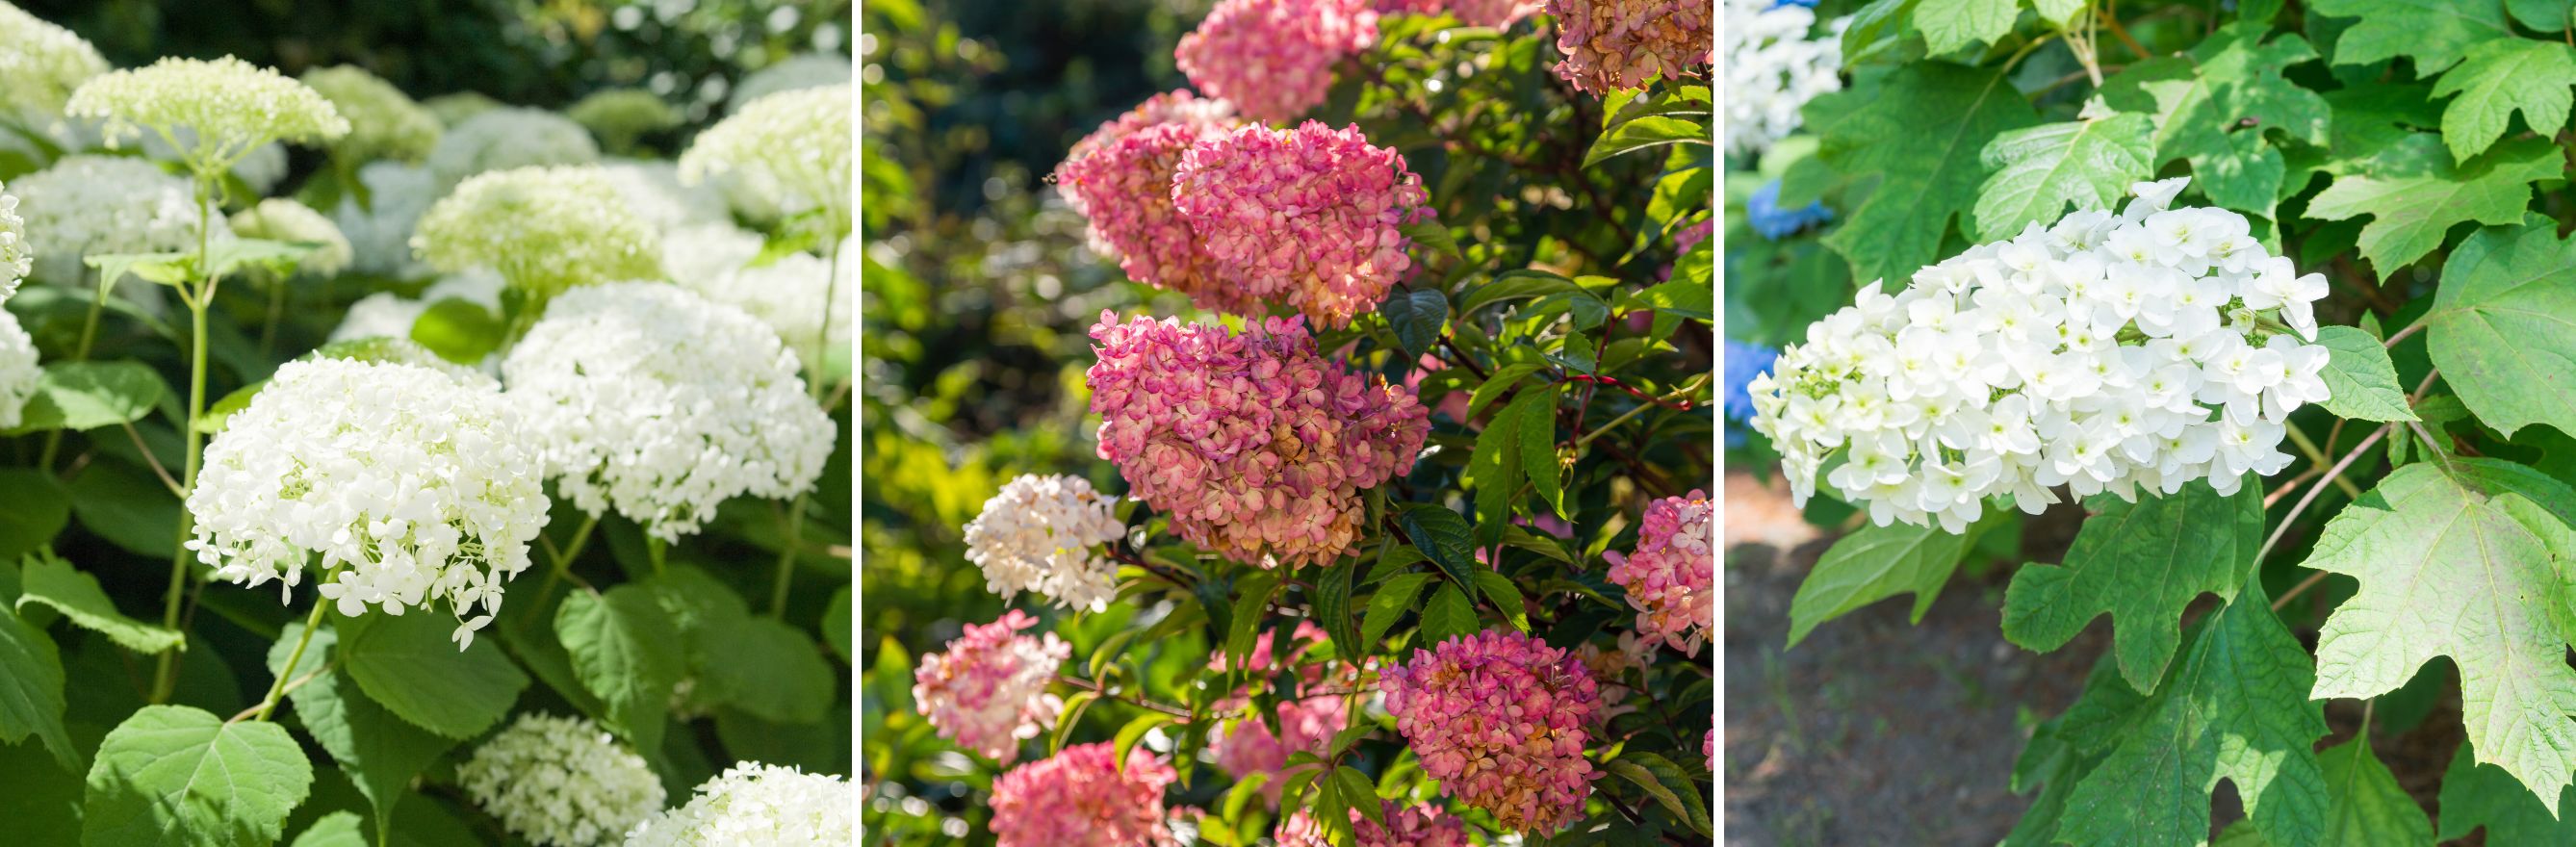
[1510,386,1561,518]
[1469,393,1519,540]
[1914,0,2021,55]
[2312,325,2418,423]
[17,550,184,654]
[2309,0,2512,75]
[2303,135,2560,272]
[2002,479,2265,692]
[2304,459,2576,809]
[695,615,836,724]
[406,297,503,365]
[0,605,73,771]
[2317,738,2434,846]
[1417,583,1477,646]
[1465,363,1543,422]
[2424,219,2576,438]
[290,812,364,847]
[1971,110,2156,241]
[81,705,315,847]
[2437,738,2576,843]
[1332,766,1382,825]
[821,586,851,662]
[1400,504,1481,597]
[338,611,529,739]
[1608,755,1710,835]
[1379,287,1448,360]
[82,252,191,289]
[1815,62,2039,287]
[556,587,684,752]
[1583,116,1708,168]
[267,623,455,842]
[202,238,318,281]
[1112,712,1175,774]
[1469,570,1530,632]
[1313,559,1359,655]
[1634,273,1713,321]
[2432,38,2576,163]
[2095,25,2330,216]
[1399,218,1460,265]
[0,472,70,567]
[2512,0,2576,30]
[1785,521,1981,647]
[1360,573,1431,650]
[1460,270,1578,315]
[3,361,168,435]
[1224,571,1281,675]
[70,461,180,558]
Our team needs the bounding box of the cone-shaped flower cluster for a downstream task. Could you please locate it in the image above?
[1171,121,1432,328]
[66,56,348,176]
[1608,490,1713,654]
[1547,0,1713,93]
[1750,179,2334,531]
[1379,629,1599,834]
[1175,0,1377,122]
[1724,0,1845,156]
[1053,90,1239,303]
[990,742,1180,847]
[1207,624,1347,796]
[1087,312,1429,568]
[623,762,853,846]
[964,474,1127,611]
[458,713,665,847]
[414,166,661,296]
[300,64,442,165]
[1276,800,1474,847]
[912,609,1069,763]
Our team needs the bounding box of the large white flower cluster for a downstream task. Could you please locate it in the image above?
[427,107,601,188]
[299,64,443,165]
[622,762,853,846]
[0,181,27,300]
[0,1,107,117]
[1723,0,1844,158]
[10,155,210,286]
[964,474,1127,611]
[681,85,851,238]
[459,713,667,847]
[502,282,833,541]
[679,237,855,361]
[0,310,38,429]
[66,56,348,176]
[1750,179,2332,532]
[185,357,550,648]
[413,166,662,296]
[330,161,438,277]
[660,222,765,287]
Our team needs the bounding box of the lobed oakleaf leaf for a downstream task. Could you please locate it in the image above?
[1971,110,2155,242]
[2001,477,2264,693]
[2425,219,2576,439]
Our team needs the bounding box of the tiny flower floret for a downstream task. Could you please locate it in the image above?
[459,713,666,847]
[990,742,1180,847]
[963,474,1128,611]
[1607,490,1714,654]
[1379,629,1599,834]
[622,762,853,846]
[911,609,1069,763]
[1175,0,1378,122]
[1276,800,1473,847]
[1750,179,2334,531]
[1171,121,1433,329]
[65,56,349,175]
[680,84,852,239]
[1548,0,1714,93]
[1087,312,1430,569]
[413,166,662,296]
[1724,0,1846,156]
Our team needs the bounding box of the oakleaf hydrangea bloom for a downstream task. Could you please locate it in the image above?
[414,166,662,296]
[0,311,38,429]
[1750,178,2334,532]
[330,161,438,277]
[1373,0,1540,26]
[911,609,1069,763]
[1053,91,1238,305]
[622,762,853,846]
[229,198,353,277]
[568,89,682,153]
[1608,490,1714,654]
[11,155,216,286]
[502,282,832,541]
[681,84,852,239]
[1724,0,1845,156]
[1172,121,1432,328]
[186,358,549,649]
[728,52,854,113]
[1207,624,1347,799]
[1174,0,1377,122]
[0,1,107,117]
[458,713,666,847]
[990,742,1180,847]
[1380,629,1599,834]
[0,181,27,300]
[1721,339,1778,448]
[427,107,601,187]
[66,56,348,177]
[1087,312,1430,568]
[963,474,1127,611]
[1276,800,1473,847]
[1548,0,1713,93]
[1746,179,1833,240]
[300,64,442,164]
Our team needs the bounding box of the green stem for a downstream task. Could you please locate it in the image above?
[645,534,668,578]
[518,512,599,629]
[2283,424,2364,500]
[258,275,288,361]
[149,188,221,705]
[770,494,807,617]
[38,269,108,471]
[254,599,330,721]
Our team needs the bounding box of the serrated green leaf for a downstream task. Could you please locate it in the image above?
[1418,584,1477,646]
[2424,220,2576,438]
[267,623,455,843]
[1785,521,1981,647]
[2309,0,2511,75]
[1914,0,2021,55]
[0,604,73,771]
[1360,573,1431,650]
[2318,738,2434,846]
[2312,325,2418,423]
[556,587,683,752]
[1623,752,1713,835]
[1635,273,1713,321]
[17,550,184,654]
[2095,25,2330,216]
[2303,135,2560,272]
[81,706,315,847]
[2512,0,2576,29]
[2432,38,2576,163]
[1816,62,2039,287]
[69,461,179,558]
[695,615,836,724]
[1971,111,2156,241]
[1332,766,1382,825]
[2437,738,2576,842]
[2,361,168,435]
[338,611,529,739]
[289,811,364,847]
[2002,478,2265,692]
[1379,288,1448,359]
[0,472,68,564]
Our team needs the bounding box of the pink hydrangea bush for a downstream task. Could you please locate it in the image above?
[990,742,1180,847]
[1054,92,1240,301]
[1275,799,1475,847]
[1379,629,1600,833]
[1087,312,1429,568]
[910,609,1069,763]
[1172,121,1433,329]
[1207,624,1349,798]
[1607,490,1714,654]
[1547,0,1714,93]
[1175,0,1378,123]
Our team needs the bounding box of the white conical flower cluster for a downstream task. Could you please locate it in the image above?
[459,713,667,847]
[622,762,853,846]
[185,357,550,648]
[1751,179,2333,532]
[412,165,662,296]
[964,474,1127,611]
[1723,0,1845,157]
[502,282,833,541]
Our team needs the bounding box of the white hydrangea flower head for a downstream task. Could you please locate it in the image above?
[328,292,428,344]
[963,474,1127,611]
[0,309,39,429]
[65,56,348,177]
[307,335,494,387]
[1751,178,2333,532]
[0,180,28,300]
[427,106,600,188]
[0,1,108,117]
[460,713,667,847]
[602,160,731,233]
[229,198,353,277]
[185,357,550,649]
[1724,0,1846,157]
[330,161,438,277]
[660,222,766,286]
[300,64,443,164]
[502,282,833,541]
[10,155,213,286]
[727,52,853,114]
[413,166,662,296]
[623,762,852,847]
[680,84,850,239]
[679,237,854,361]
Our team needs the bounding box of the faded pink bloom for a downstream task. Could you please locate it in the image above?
[1055,92,1240,300]
[1609,490,1714,654]
[1172,121,1432,329]
[991,742,1180,847]
[1704,727,1715,771]
[1175,0,1378,122]
[1088,312,1429,568]
[1276,799,1475,846]
[1547,0,1714,93]
[1572,630,1654,720]
[1380,629,1599,834]
[1207,624,1347,801]
[910,610,1068,763]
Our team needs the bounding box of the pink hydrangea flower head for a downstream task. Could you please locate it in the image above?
[1087,312,1430,568]
[1378,629,1600,833]
[1704,727,1714,771]
[1608,490,1714,654]
[1373,0,1541,26]
[1175,0,1378,122]
[1547,0,1714,93]
[1276,800,1475,847]
[1064,90,1239,166]
[1055,92,1241,302]
[910,609,1069,763]
[1172,121,1432,328]
[991,742,1180,847]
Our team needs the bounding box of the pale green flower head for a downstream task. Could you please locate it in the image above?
[427,107,599,189]
[424,90,502,127]
[65,56,349,179]
[0,1,108,117]
[566,88,681,154]
[301,64,442,164]
[229,198,353,277]
[726,51,851,113]
[412,166,661,297]
[681,84,851,240]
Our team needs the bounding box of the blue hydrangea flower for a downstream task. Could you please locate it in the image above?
[1771,0,1819,7]
[1722,339,1779,448]
[1746,179,1833,241]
